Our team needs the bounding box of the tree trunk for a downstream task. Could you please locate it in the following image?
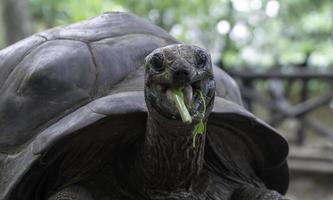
[0,1,4,48]
[1,0,31,45]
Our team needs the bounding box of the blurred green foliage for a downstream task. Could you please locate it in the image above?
[7,0,333,69]
[29,0,124,28]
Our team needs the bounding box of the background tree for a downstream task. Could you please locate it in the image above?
[1,0,32,45]
[0,0,332,70]
[0,1,4,45]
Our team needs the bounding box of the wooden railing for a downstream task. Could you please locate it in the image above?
[225,67,333,172]
[225,67,333,146]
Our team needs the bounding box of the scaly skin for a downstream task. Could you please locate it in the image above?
[231,185,289,200]
[48,186,93,200]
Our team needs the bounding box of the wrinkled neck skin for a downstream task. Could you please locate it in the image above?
[135,108,207,198]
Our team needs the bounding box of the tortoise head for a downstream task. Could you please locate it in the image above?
[144,44,216,124]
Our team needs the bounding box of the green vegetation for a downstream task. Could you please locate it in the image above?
[1,0,332,69]
[192,91,206,148]
[169,87,192,124]
[168,88,206,148]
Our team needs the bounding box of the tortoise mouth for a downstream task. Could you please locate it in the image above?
[145,77,215,123]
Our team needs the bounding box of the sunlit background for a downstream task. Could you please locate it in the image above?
[0,0,333,199]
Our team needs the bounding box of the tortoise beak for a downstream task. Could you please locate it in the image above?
[145,75,215,123]
[166,86,193,124]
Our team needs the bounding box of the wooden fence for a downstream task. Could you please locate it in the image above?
[225,67,333,173]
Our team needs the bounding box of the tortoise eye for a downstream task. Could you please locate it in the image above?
[195,49,207,68]
[150,53,164,72]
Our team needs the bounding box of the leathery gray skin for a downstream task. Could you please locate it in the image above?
[47,44,289,200]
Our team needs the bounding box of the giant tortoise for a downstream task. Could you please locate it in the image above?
[0,12,289,200]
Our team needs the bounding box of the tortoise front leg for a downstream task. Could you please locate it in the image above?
[48,185,94,200]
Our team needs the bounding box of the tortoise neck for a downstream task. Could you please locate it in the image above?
[136,113,206,195]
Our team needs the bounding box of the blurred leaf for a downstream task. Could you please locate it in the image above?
[26,0,333,70]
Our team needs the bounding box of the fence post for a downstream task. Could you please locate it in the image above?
[296,79,309,145]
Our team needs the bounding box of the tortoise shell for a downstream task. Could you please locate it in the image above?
[0,12,288,200]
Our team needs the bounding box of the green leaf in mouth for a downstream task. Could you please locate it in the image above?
[169,87,192,124]
[192,91,206,148]
[169,87,207,148]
